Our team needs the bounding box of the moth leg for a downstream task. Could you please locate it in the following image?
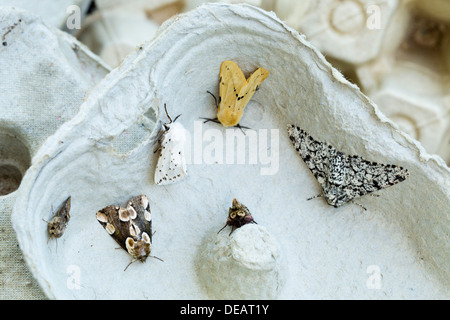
[368,193,380,198]
[206,90,219,108]
[124,259,137,271]
[352,201,368,211]
[307,194,323,201]
[152,129,166,153]
[200,117,221,124]
[234,123,251,135]
[217,223,228,234]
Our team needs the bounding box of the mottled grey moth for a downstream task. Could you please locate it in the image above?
[47,196,71,240]
[218,198,257,235]
[287,125,410,209]
[96,194,162,270]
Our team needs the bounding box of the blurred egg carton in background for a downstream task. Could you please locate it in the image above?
[73,0,449,165]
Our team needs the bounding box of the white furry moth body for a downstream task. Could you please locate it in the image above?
[154,105,188,186]
[96,195,162,269]
[287,124,410,209]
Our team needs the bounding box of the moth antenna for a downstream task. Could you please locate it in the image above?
[164,103,173,124]
[217,224,228,234]
[150,255,164,262]
[307,194,323,201]
[124,259,137,271]
[173,114,182,123]
[352,202,368,212]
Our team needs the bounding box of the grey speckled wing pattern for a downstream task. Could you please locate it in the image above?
[287,124,410,208]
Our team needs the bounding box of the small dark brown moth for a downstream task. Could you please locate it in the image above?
[96,194,162,270]
[47,196,71,240]
[218,198,257,235]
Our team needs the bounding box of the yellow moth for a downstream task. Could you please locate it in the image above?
[210,61,269,127]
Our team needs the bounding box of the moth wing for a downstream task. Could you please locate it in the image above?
[217,61,247,127]
[96,206,128,251]
[234,67,269,114]
[126,195,152,242]
[154,124,188,186]
[55,196,71,222]
[49,196,72,235]
[219,60,247,105]
[287,124,331,190]
[346,156,410,196]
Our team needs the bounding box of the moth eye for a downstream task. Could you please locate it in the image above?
[127,205,137,219]
[237,211,245,217]
[142,232,151,244]
[96,212,108,223]
[118,208,130,222]
[105,223,115,235]
[230,212,237,219]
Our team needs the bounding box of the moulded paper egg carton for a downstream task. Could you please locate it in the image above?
[272,0,450,165]
[76,0,184,67]
[11,3,450,300]
[0,6,110,299]
[82,0,450,164]
[0,0,92,29]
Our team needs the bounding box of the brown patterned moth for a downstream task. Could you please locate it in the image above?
[218,198,257,235]
[46,196,71,241]
[96,194,163,270]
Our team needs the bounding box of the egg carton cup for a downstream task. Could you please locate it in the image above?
[11,3,450,299]
[0,6,110,299]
